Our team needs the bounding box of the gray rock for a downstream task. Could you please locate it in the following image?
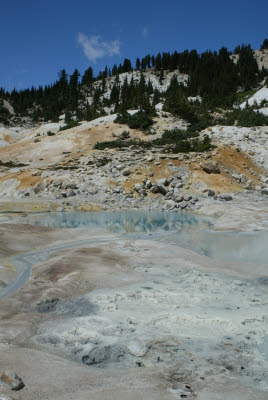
[202,163,220,174]
[208,190,215,197]
[122,169,131,176]
[180,202,188,209]
[145,180,152,189]
[0,371,25,391]
[183,195,192,201]
[219,194,233,201]
[65,182,78,190]
[261,189,268,195]
[52,179,62,188]
[139,189,147,196]
[157,184,168,195]
[150,185,159,194]
[174,196,183,203]
[33,183,41,194]
[88,186,98,195]
[157,178,168,186]
[82,345,126,366]
[66,189,76,198]
[134,183,145,192]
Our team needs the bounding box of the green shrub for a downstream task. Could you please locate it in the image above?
[59,120,81,132]
[218,108,268,127]
[115,111,155,131]
[94,129,214,153]
[237,109,268,126]
[47,131,55,136]
[119,130,130,139]
[153,128,199,146]
[94,139,150,150]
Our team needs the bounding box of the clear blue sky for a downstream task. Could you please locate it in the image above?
[1,0,267,91]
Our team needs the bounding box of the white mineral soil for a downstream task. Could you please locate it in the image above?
[0,209,267,400]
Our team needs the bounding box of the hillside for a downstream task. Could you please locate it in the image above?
[0,41,267,213]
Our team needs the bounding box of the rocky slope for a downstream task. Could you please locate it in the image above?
[0,103,267,215]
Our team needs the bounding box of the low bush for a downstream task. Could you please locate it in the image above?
[94,128,214,153]
[94,139,150,150]
[153,128,199,146]
[115,111,155,131]
[218,108,268,127]
[59,120,81,131]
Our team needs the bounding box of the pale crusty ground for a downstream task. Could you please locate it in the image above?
[0,212,267,400]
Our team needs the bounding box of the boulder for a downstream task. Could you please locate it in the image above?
[183,195,192,201]
[145,180,152,189]
[88,186,98,195]
[65,182,78,190]
[202,163,220,174]
[139,189,147,196]
[33,182,41,194]
[150,185,159,194]
[52,179,62,188]
[157,178,168,186]
[174,196,183,203]
[66,189,76,198]
[208,190,215,197]
[134,183,145,192]
[219,194,233,201]
[122,169,131,176]
[261,189,268,195]
[157,184,168,195]
[0,371,25,391]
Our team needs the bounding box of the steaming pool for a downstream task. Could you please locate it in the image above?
[19,211,268,265]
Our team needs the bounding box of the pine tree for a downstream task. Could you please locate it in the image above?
[260,39,268,50]
[69,69,80,111]
[82,67,94,87]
